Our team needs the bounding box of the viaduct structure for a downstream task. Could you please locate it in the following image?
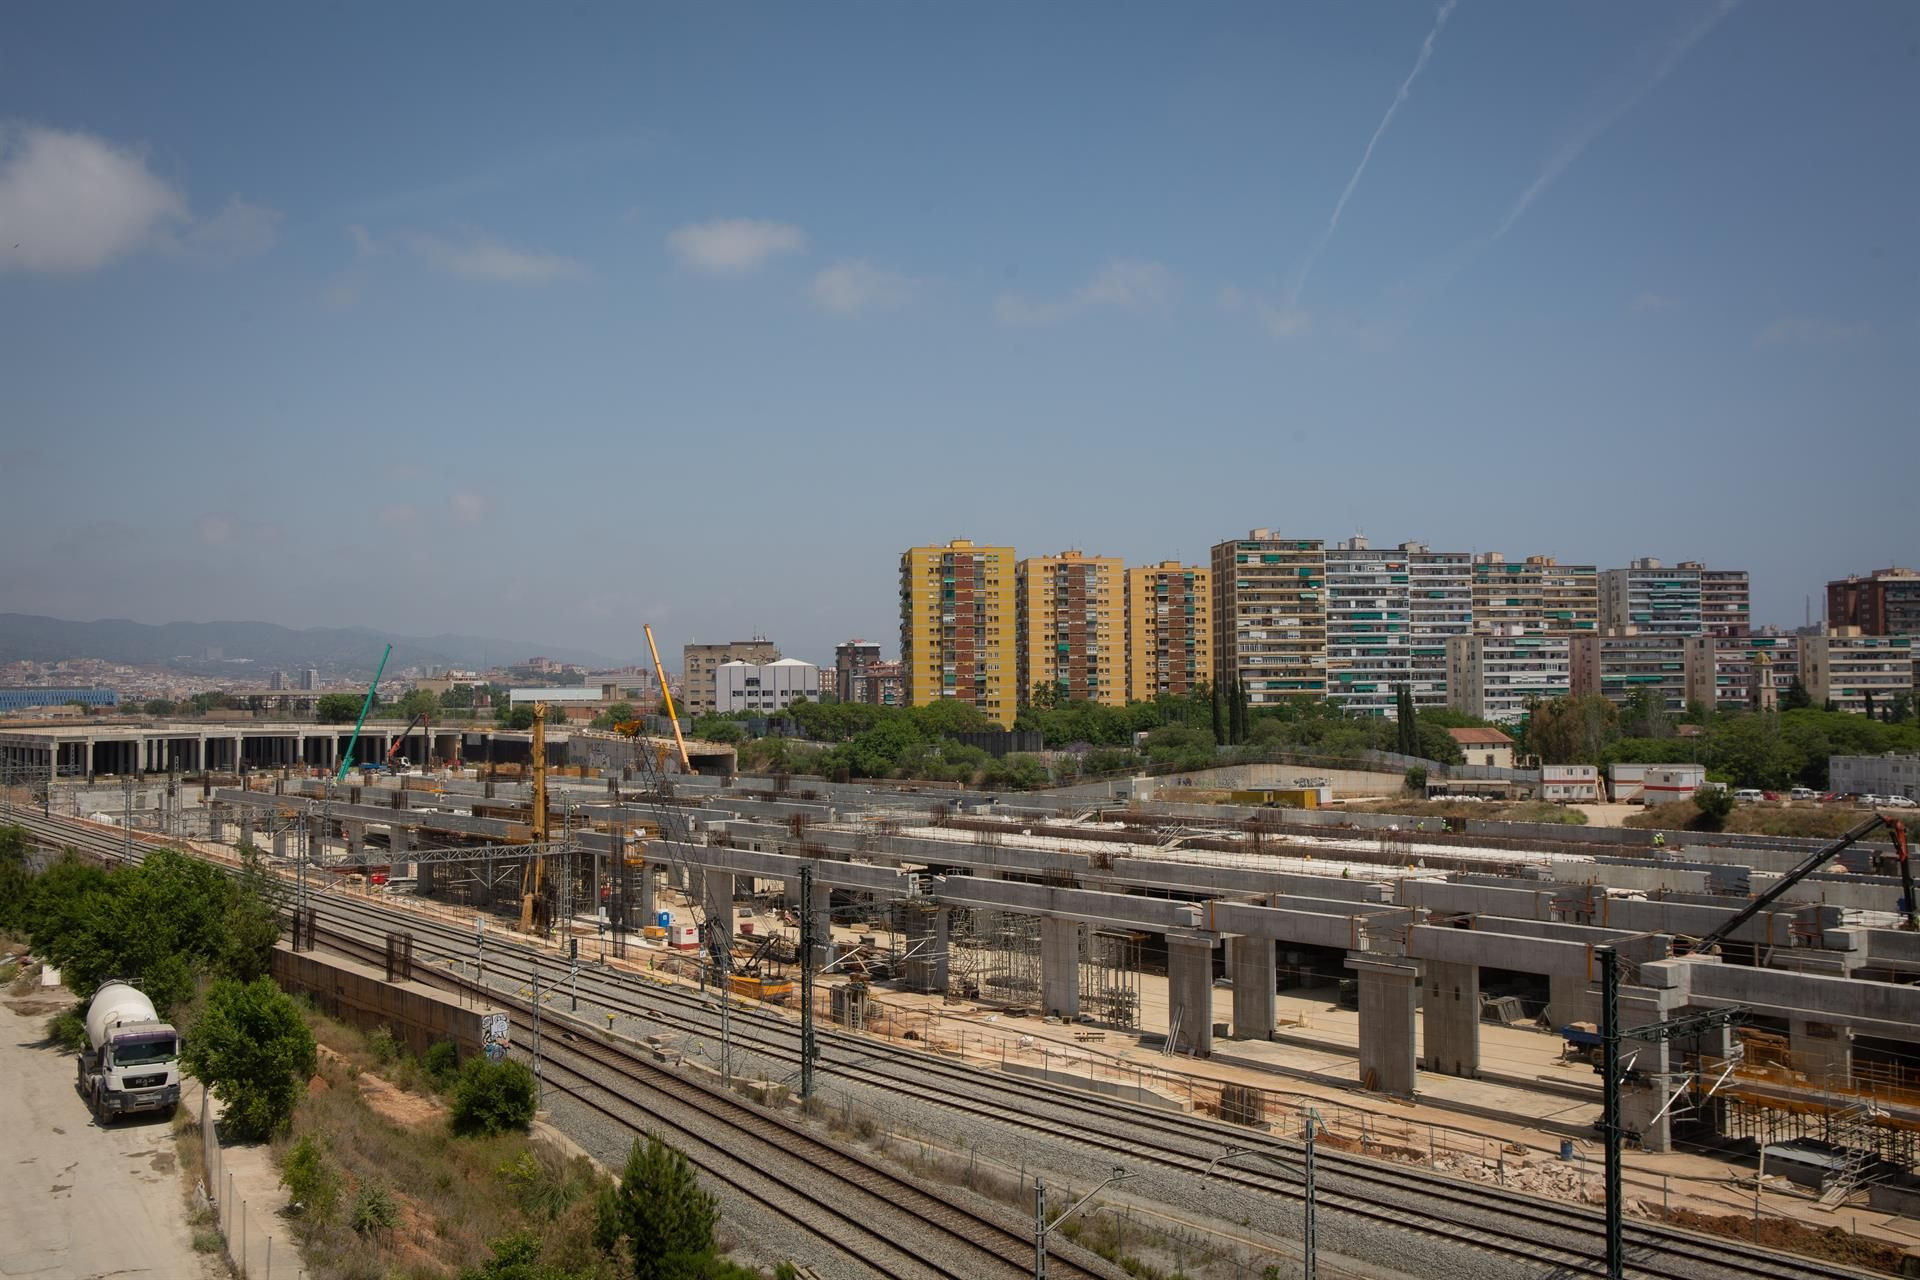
[199,768,1920,1162]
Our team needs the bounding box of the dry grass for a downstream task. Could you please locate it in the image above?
[1623,800,1867,838]
[1350,799,1588,825]
[284,1019,614,1280]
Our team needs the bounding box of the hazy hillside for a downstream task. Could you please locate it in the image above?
[0,613,619,675]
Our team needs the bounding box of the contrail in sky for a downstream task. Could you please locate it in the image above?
[1489,0,1739,242]
[1290,0,1459,304]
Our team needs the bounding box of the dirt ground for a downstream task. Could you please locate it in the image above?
[0,989,219,1280]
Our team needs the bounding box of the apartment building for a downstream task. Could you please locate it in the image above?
[1324,538,1411,717]
[1683,631,1800,711]
[1016,550,1125,707]
[682,638,779,716]
[1600,559,1702,636]
[1828,568,1920,638]
[833,640,882,703]
[1405,543,1474,709]
[1571,629,1691,713]
[900,539,1016,727]
[1471,554,1599,636]
[1801,630,1914,718]
[1687,564,1751,637]
[1211,532,1327,703]
[1124,561,1212,703]
[1445,627,1570,725]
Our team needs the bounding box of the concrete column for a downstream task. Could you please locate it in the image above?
[1228,935,1276,1041]
[1619,989,1677,1153]
[702,869,734,939]
[1350,954,1419,1096]
[1422,960,1481,1078]
[1791,1017,1854,1089]
[209,805,225,843]
[903,907,950,993]
[390,824,413,880]
[1167,937,1215,1057]
[638,867,657,924]
[346,822,365,865]
[418,860,437,895]
[272,824,287,860]
[239,809,254,849]
[1040,917,1081,1020]
[1547,972,1595,1028]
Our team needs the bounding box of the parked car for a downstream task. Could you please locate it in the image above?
[1884,795,1917,809]
[1790,787,1818,801]
[1734,789,1765,804]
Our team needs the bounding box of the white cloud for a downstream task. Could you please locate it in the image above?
[1218,284,1312,340]
[450,492,492,522]
[666,218,805,273]
[0,124,187,272]
[184,197,281,261]
[995,259,1173,326]
[811,260,914,314]
[1755,315,1871,347]
[402,232,583,283]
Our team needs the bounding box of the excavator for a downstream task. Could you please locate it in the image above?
[518,703,550,933]
[383,710,432,772]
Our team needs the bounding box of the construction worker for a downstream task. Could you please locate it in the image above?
[1652,831,1666,849]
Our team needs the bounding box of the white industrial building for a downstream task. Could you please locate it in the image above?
[714,658,820,714]
[1830,754,1920,802]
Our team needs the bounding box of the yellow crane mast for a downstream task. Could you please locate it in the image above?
[519,702,549,933]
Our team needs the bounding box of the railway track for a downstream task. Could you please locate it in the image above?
[7,806,1892,1280]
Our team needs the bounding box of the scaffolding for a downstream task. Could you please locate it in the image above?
[1081,930,1142,1031]
[969,910,1042,1009]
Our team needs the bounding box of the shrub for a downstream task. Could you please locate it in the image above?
[424,1039,459,1086]
[1404,766,1428,795]
[46,1006,86,1051]
[449,1057,537,1137]
[367,1025,400,1065]
[279,1133,342,1228]
[350,1181,399,1235]
[1693,785,1736,831]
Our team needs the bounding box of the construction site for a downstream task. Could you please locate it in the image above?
[8,676,1920,1268]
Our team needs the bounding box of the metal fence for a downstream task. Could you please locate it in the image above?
[198,1087,296,1280]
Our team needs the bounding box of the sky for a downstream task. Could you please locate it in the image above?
[2,2,1914,667]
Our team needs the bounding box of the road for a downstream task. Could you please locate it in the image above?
[0,990,213,1280]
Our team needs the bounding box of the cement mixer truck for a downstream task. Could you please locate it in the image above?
[78,980,182,1123]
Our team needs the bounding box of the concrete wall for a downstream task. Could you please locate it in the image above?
[271,944,505,1060]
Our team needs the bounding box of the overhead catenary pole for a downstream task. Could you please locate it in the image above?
[799,861,818,1100]
[1600,946,1623,1280]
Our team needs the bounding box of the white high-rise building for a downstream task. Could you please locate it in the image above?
[1446,627,1571,725]
[1404,543,1474,709]
[1324,538,1411,717]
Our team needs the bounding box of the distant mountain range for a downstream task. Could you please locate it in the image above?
[0,613,620,676]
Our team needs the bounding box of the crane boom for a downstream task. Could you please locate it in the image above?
[1686,813,1910,954]
[643,624,691,772]
[520,702,550,933]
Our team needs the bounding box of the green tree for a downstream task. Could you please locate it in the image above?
[910,698,990,737]
[315,692,363,724]
[143,698,178,717]
[449,1057,538,1137]
[183,977,317,1141]
[1209,678,1226,745]
[689,714,745,744]
[189,691,233,715]
[500,705,538,731]
[395,688,439,721]
[0,825,32,934]
[1782,678,1813,711]
[439,684,475,711]
[1692,784,1736,831]
[1526,695,1621,766]
[595,1134,723,1280]
[221,849,285,982]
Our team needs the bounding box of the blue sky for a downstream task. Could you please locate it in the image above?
[2,2,1913,666]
